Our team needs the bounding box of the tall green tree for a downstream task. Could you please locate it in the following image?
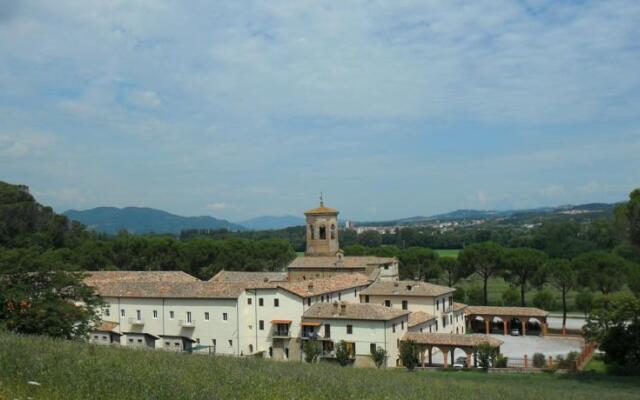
[438,256,468,287]
[572,251,630,297]
[458,242,504,305]
[399,247,440,281]
[627,188,640,247]
[538,259,575,332]
[0,271,102,339]
[502,248,547,306]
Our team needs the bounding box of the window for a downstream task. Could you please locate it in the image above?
[274,298,279,307]
[384,265,389,270]
[205,312,210,321]
[222,313,228,321]
[165,342,170,347]
[309,224,315,240]
[104,308,110,316]
[449,297,453,307]
[129,338,134,343]
[249,344,253,353]
[269,347,273,357]
[94,335,98,339]
[401,321,404,330]
[321,295,325,302]
[153,310,158,319]
[420,328,423,333]
[338,292,341,301]
[259,320,264,330]
[324,324,331,338]
[354,289,357,297]
[392,323,396,333]
[212,339,216,347]
[331,224,336,239]
[248,298,252,305]
[187,311,192,323]
[346,325,353,334]
[370,343,376,353]
[435,320,438,330]
[121,309,125,317]
[319,225,326,240]
[137,339,142,343]
[385,300,391,307]
[442,316,447,327]
[402,300,408,310]
[307,298,311,306]
[365,295,369,303]
[450,315,453,324]
[228,340,233,347]
[136,310,141,320]
[259,298,264,307]
[285,348,289,358]
[436,299,439,311]
[169,311,175,319]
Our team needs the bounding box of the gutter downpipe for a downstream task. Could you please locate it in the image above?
[384,320,387,369]
[237,297,241,357]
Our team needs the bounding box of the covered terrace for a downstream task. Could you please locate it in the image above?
[465,306,549,336]
[402,333,503,368]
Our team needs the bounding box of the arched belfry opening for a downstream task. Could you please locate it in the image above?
[304,195,339,256]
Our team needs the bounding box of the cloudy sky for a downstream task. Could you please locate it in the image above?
[1,1,639,221]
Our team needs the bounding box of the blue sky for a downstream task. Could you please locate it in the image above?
[1,0,639,221]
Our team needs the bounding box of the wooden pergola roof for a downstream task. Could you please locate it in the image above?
[465,306,548,318]
[403,333,503,348]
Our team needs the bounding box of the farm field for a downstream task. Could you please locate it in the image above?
[1,333,639,400]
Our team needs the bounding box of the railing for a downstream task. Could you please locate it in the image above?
[128,317,144,325]
[273,330,290,337]
[179,319,196,328]
[574,342,598,370]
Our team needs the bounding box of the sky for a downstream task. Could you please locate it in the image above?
[1,0,639,222]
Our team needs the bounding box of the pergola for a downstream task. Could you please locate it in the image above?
[464,306,549,336]
[402,333,503,368]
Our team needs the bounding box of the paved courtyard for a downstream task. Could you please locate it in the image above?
[496,334,584,359]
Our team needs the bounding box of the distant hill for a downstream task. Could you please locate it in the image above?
[357,203,618,227]
[237,215,305,231]
[64,207,243,235]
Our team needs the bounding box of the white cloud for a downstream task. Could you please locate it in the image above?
[206,202,228,210]
[0,132,55,158]
[127,90,161,109]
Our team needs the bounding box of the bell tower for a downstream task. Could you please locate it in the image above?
[304,194,339,256]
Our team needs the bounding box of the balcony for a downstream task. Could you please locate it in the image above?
[128,317,144,326]
[179,319,196,328]
[272,329,290,339]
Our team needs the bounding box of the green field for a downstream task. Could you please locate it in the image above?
[434,249,461,258]
[1,333,639,400]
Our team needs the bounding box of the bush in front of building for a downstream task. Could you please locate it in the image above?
[495,354,508,368]
[370,346,386,368]
[399,340,419,371]
[554,351,579,370]
[335,341,351,367]
[303,341,322,363]
[475,343,497,371]
[532,353,546,368]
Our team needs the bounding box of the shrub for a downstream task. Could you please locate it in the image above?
[399,340,419,371]
[495,354,508,368]
[555,351,579,370]
[533,289,555,311]
[303,341,321,363]
[370,346,386,368]
[335,341,351,367]
[501,287,519,307]
[475,343,497,371]
[532,353,546,368]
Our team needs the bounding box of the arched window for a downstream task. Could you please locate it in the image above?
[309,224,315,240]
[319,225,326,240]
[330,224,336,240]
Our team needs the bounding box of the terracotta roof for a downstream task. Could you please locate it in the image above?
[303,301,410,321]
[402,332,503,348]
[277,274,370,298]
[88,280,247,299]
[408,311,436,327]
[94,320,119,333]
[360,280,455,297]
[288,256,396,269]
[209,271,287,283]
[84,271,199,284]
[304,203,339,215]
[453,302,468,312]
[465,306,549,318]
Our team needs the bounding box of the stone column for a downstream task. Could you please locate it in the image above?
[420,348,424,367]
[521,320,527,336]
[428,347,433,366]
[542,322,548,337]
[503,319,509,335]
[465,351,472,368]
[524,354,528,369]
[484,318,491,335]
[442,348,449,369]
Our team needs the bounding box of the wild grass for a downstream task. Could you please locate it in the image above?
[434,249,461,258]
[1,333,639,400]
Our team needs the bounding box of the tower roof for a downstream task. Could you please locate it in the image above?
[304,193,339,215]
[304,204,339,215]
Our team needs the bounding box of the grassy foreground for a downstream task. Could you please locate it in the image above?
[1,334,639,400]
